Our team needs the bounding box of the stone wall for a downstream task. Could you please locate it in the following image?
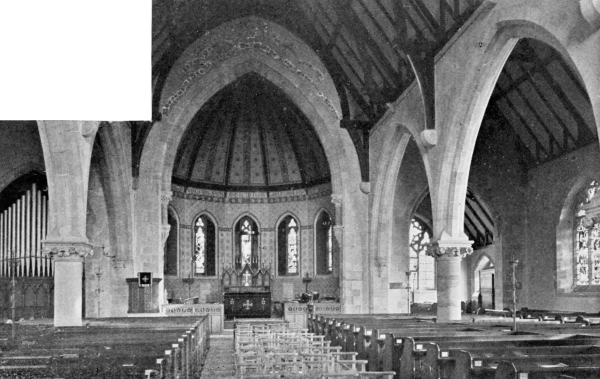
[525,143,600,311]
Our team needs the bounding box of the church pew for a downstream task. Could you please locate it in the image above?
[575,314,600,326]
[495,357,600,379]
[327,317,449,348]
[313,314,426,339]
[339,321,525,371]
[447,346,600,379]
[518,307,593,322]
[364,321,582,371]
[317,320,599,379]
[333,318,440,349]
[371,320,598,373]
[323,314,594,368]
[360,323,490,369]
[396,333,600,379]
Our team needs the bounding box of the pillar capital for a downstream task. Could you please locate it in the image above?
[331,193,343,208]
[161,190,173,205]
[42,239,93,261]
[426,240,473,259]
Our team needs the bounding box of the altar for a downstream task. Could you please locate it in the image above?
[222,264,272,319]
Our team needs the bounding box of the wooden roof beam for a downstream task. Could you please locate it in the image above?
[522,39,596,144]
[326,1,403,85]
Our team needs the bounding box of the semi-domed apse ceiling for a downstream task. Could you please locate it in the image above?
[172,73,331,192]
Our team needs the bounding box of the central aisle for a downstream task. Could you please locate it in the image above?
[200,334,236,379]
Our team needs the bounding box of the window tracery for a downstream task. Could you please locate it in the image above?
[409,218,435,289]
[575,180,600,287]
[193,214,216,276]
[278,216,299,276]
[235,216,258,269]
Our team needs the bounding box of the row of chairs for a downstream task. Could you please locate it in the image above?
[234,321,395,379]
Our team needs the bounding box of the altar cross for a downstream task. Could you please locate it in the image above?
[243,300,253,310]
[243,271,252,286]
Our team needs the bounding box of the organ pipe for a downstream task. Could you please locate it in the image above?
[26,189,31,276]
[42,195,48,276]
[0,183,49,277]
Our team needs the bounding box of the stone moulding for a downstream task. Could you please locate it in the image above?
[42,242,94,259]
[426,242,473,258]
[161,17,341,121]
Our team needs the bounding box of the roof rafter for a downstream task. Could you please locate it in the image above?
[522,40,596,144]
[326,1,402,86]
[502,70,564,156]
[498,96,550,161]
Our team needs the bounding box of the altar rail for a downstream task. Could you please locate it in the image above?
[161,303,224,334]
[283,301,341,328]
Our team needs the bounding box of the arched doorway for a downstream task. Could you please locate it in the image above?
[473,255,495,311]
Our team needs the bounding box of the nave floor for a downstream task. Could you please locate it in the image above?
[201,334,236,379]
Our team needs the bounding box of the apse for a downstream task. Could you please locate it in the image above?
[172,73,330,192]
[165,72,338,305]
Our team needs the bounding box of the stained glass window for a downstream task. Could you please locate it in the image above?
[574,180,600,287]
[193,214,216,276]
[316,211,333,275]
[278,216,299,276]
[409,218,435,289]
[236,216,258,269]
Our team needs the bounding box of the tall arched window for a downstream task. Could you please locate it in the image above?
[315,211,332,275]
[409,218,435,289]
[235,216,259,269]
[164,209,179,275]
[574,180,600,287]
[193,214,216,276]
[278,215,299,276]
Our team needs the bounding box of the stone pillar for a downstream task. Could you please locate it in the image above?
[43,241,93,327]
[331,194,343,279]
[161,191,172,249]
[427,241,473,321]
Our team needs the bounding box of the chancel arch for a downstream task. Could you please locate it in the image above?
[138,16,364,312]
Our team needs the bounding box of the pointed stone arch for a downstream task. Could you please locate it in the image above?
[137,16,366,312]
[428,1,599,320]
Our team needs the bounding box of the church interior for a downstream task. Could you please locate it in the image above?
[0,0,600,377]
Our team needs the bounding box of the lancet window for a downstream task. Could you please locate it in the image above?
[409,218,435,289]
[574,180,600,287]
[315,210,332,275]
[193,214,216,276]
[278,216,299,276]
[235,216,258,269]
